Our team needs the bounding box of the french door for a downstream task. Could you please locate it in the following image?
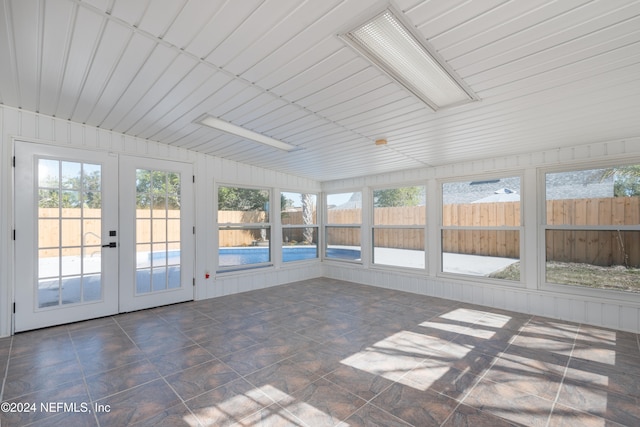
[14,142,194,332]
[118,156,194,312]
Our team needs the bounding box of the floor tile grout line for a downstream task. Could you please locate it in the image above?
[5,279,639,426]
[73,315,200,427]
[543,322,580,427]
[66,327,103,427]
[438,313,535,426]
[0,336,14,403]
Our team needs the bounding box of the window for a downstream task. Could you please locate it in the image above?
[135,169,182,293]
[325,192,362,261]
[441,177,521,281]
[544,164,640,293]
[281,192,318,262]
[372,186,425,268]
[217,186,271,271]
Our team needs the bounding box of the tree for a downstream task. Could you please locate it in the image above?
[373,186,422,207]
[301,193,315,244]
[601,165,640,197]
[218,186,269,211]
[38,168,102,209]
[136,170,181,209]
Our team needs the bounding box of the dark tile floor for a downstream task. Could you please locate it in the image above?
[1,278,639,426]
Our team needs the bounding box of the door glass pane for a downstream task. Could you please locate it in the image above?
[37,159,102,308]
[136,169,181,294]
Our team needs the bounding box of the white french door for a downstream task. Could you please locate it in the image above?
[13,142,194,332]
[118,156,194,312]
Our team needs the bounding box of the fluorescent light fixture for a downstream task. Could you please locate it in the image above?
[342,9,477,111]
[197,115,298,152]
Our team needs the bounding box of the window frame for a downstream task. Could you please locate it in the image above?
[438,173,524,285]
[370,184,427,270]
[539,160,640,299]
[216,184,273,273]
[280,190,320,264]
[324,190,363,263]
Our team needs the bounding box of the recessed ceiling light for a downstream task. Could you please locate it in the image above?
[341,9,477,111]
[197,115,298,152]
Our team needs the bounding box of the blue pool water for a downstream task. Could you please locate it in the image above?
[219,246,361,267]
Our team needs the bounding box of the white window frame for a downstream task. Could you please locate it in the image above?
[324,190,363,263]
[216,184,272,273]
[438,173,524,285]
[280,190,320,264]
[371,184,427,271]
[539,160,640,301]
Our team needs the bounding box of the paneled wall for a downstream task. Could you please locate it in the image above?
[322,138,640,333]
[2,104,639,335]
[0,106,322,337]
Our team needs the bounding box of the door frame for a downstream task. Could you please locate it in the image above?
[11,140,196,333]
[13,141,120,332]
[118,155,195,312]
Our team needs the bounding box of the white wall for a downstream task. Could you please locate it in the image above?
[2,104,639,336]
[0,106,322,337]
[322,138,640,333]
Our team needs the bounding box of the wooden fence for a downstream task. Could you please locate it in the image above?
[327,197,640,267]
[39,208,180,257]
[218,210,318,247]
[38,198,639,266]
[546,197,640,267]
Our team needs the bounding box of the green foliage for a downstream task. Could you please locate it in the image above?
[601,165,640,197]
[218,186,269,211]
[38,168,102,208]
[374,186,422,207]
[136,170,181,209]
[281,193,293,211]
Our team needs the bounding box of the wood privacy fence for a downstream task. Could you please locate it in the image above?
[328,197,640,267]
[546,197,640,267]
[38,208,181,257]
[39,198,639,266]
[218,210,318,247]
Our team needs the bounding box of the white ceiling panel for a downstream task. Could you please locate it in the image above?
[72,20,132,123]
[9,0,40,111]
[162,0,226,49]
[84,33,157,125]
[1,0,639,181]
[136,0,187,38]
[38,0,77,114]
[130,62,214,138]
[224,0,345,77]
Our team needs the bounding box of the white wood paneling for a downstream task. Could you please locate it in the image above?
[3,0,638,181]
[322,137,640,333]
[0,105,321,337]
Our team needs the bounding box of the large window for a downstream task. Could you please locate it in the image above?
[217,186,271,271]
[325,192,362,261]
[372,186,425,269]
[544,164,640,293]
[281,192,318,262]
[441,177,521,281]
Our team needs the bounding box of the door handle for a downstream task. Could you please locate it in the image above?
[102,242,117,248]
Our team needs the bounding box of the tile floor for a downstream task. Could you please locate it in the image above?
[1,278,639,426]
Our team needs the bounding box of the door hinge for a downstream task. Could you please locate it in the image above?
[13,229,16,240]
[12,156,16,167]
[193,226,195,234]
[192,278,196,287]
[13,302,16,313]
[192,175,195,183]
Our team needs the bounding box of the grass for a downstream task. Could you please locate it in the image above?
[489,261,640,293]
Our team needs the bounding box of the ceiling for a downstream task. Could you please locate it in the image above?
[1,0,640,182]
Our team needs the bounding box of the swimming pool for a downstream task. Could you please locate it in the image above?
[218,246,361,267]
